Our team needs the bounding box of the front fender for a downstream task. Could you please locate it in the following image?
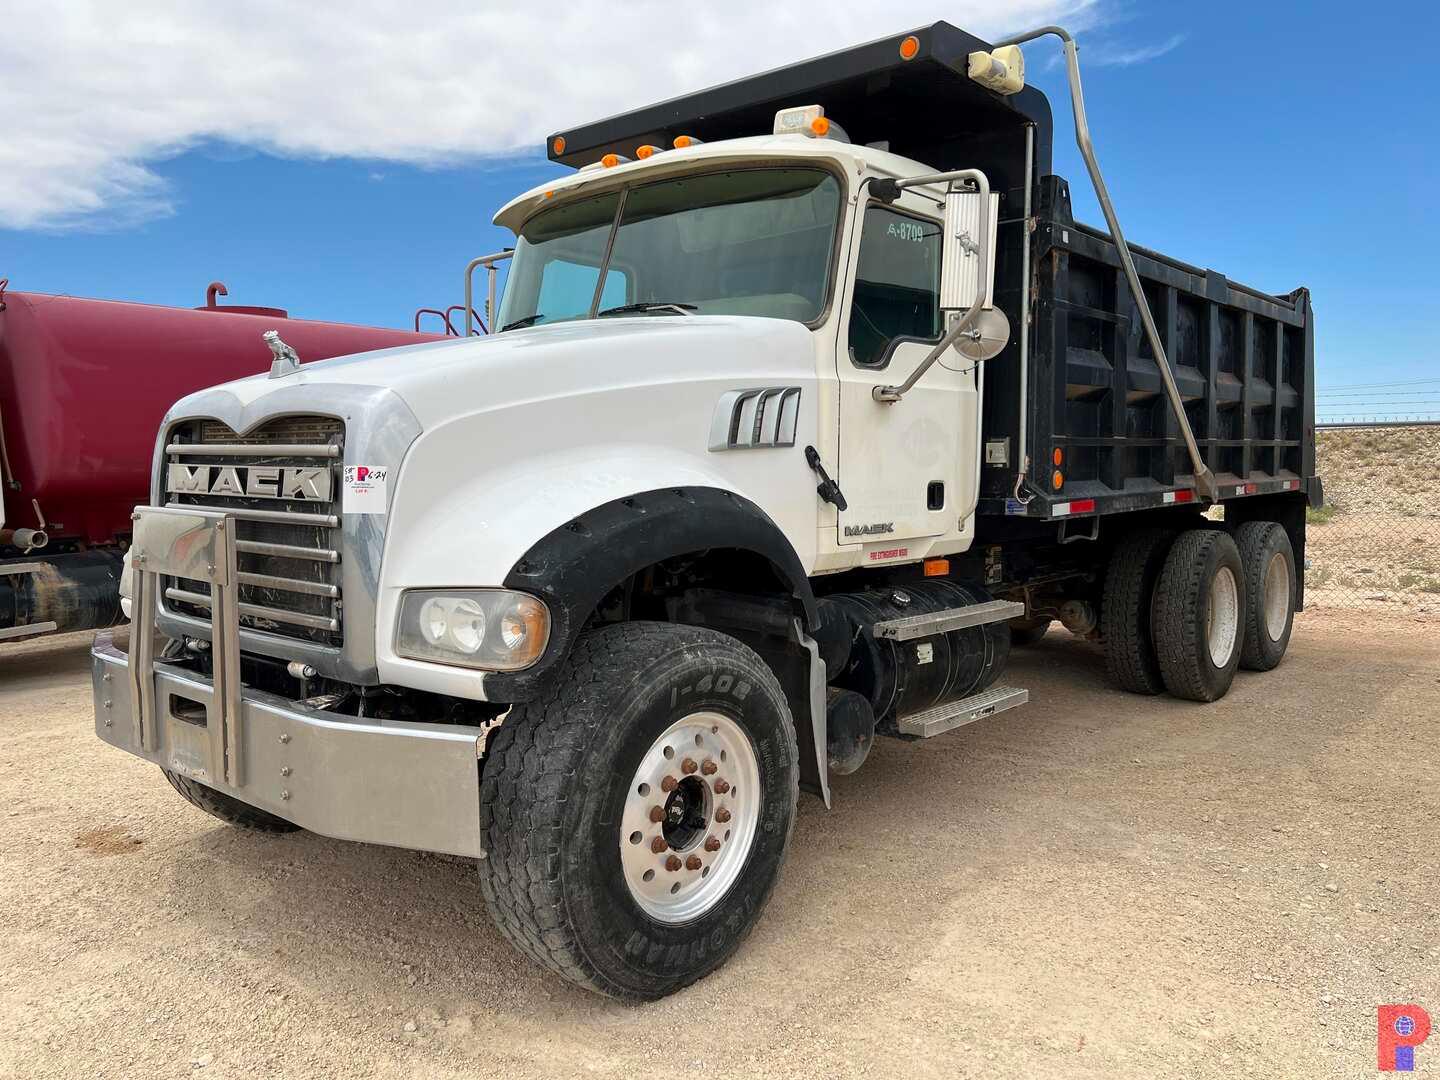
[374,442,818,697]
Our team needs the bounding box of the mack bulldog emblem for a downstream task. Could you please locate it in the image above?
[166,463,333,502]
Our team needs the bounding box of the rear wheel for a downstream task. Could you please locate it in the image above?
[1101,528,1175,695]
[161,768,300,833]
[1235,521,1295,671]
[477,621,798,1001]
[1008,617,1052,648]
[1151,529,1246,702]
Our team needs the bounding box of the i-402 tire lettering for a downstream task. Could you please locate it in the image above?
[671,676,751,707]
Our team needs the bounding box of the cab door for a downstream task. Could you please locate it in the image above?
[833,192,980,548]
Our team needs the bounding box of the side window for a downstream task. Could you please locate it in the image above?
[536,260,628,321]
[847,206,941,367]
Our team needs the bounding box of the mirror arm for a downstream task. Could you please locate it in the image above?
[463,250,515,335]
[873,169,990,404]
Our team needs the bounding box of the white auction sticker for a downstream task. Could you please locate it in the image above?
[343,465,388,514]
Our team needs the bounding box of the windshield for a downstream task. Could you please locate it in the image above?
[496,167,842,331]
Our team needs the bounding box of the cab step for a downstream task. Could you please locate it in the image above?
[872,599,1024,641]
[895,684,1029,738]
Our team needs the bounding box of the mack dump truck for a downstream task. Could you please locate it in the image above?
[91,21,1319,1000]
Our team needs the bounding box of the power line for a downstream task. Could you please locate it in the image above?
[1317,389,1440,399]
[1316,377,1440,392]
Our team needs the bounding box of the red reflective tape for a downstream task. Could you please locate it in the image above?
[1069,499,1096,514]
[1175,489,1194,503]
[1244,483,1258,494]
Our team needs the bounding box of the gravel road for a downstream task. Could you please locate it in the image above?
[2,612,1437,1079]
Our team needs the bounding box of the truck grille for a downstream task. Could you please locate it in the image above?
[163,416,345,648]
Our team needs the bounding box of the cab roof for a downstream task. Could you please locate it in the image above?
[492,134,941,232]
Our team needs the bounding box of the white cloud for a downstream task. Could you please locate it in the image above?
[0,0,1101,231]
[1085,32,1186,67]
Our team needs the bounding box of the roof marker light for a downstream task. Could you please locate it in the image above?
[899,35,920,60]
[672,134,701,149]
[551,136,567,155]
[773,104,850,142]
[600,153,629,168]
[774,104,823,135]
[635,144,662,159]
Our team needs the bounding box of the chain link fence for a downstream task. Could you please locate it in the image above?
[1304,422,1440,613]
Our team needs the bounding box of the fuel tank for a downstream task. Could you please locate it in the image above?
[816,579,1011,728]
[0,286,445,546]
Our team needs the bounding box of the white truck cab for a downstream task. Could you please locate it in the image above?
[94,21,1319,1001]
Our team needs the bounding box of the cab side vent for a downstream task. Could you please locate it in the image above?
[708,387,802,451]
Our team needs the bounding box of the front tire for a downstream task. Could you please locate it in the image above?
[477,622,799,1001]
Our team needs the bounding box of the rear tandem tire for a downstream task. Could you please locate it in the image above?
[1008,617,1053,648]
[1235,521,1296,671]
[477,621,799,1002]
[1150,529,1246,702]
[161,768,301,833]
[1100,528,1175,695]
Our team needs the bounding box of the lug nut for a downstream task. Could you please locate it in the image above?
[704,836,721,852]
[681,758,698,775]
[649,805,665,823]
[665,855,682,872]
[715,807,731,824]
[712,779,730,794]
[650,836,668,854]
[701,759,718,775]
[685,855,702,871]
[660,775,678,792]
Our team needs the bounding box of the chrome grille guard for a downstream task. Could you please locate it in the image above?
[129,506,245,785]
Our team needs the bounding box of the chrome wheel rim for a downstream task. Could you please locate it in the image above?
[619,710,761,924]
[1263,551,1290,641]
[1207,566,1240,668]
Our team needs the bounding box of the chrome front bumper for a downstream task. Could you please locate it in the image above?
[93,506,485,858]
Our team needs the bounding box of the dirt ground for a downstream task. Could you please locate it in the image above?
[2,614,1438,1080]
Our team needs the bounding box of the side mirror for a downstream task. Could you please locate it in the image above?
[874,171,1007,403]
[939,186,999,313]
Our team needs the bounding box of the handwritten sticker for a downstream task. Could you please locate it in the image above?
[343,465,388,514]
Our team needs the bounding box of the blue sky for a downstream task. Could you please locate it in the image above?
[3,0,1436,418]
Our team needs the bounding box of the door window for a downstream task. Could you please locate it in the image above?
[847,206,942,367]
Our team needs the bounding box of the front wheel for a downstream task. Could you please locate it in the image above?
[477,621,799,1001]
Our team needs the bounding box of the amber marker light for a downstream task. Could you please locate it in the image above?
[673,134,699,148]
[552,135,567,155]
[601,153,620,168]
[1052,470,1065,490]
[810,116,831,136]
[635,144,661,159]
[1052,447,1064,467]
[899,35,920,61]
[923,559,950,577]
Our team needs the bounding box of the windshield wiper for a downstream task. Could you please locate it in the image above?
[500,314,544,331]
[597,301,697,318]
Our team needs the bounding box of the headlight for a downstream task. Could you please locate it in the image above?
[396,589,549,671]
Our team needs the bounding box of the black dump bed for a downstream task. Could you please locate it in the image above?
[550,21,1318,524]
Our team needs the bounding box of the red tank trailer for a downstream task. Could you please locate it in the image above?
[0,280,445,642]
